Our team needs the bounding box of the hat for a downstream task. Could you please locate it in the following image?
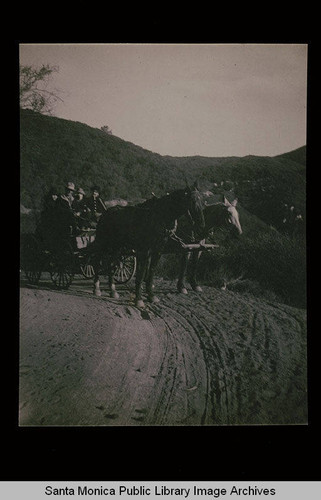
[66,182,75,192]
[77,187,85,195]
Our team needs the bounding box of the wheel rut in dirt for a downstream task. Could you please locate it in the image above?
[19,280,307,426]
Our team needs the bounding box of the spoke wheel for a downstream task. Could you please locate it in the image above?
[50,243,75,290]
[113,254,137,284]
[25,268,42,285]
[80,253,95,279]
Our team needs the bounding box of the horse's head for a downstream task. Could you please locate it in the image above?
[149,182,205,234]
[223,196,242,235]
[204,197,242,239]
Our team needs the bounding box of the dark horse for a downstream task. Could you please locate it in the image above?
[92,184,205,307]
[165,196,242,294]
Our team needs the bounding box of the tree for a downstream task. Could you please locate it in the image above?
[100,125,113,135]
[20,64,63,115]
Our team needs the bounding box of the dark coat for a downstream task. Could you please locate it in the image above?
[41,194,77,242]
[72,198,88,215]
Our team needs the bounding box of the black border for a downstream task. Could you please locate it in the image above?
[7,18,318,482]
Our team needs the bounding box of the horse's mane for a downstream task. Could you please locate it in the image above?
[174,201,230,242]
[136,188,189,209]
[98,187,202,234]
[134,188,204,224]
[203,202,230,227]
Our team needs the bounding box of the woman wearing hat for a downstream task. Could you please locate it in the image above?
[73,187,88,218]
[42,186,59,209]
[36,182,76,244]
[35,186,59,243]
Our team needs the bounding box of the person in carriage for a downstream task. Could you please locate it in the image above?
[73,187,87,217]
[36,182,78,247]
[72,187,96,248]
[85,185,107,228]
[42,186,59,209]
[35,186,59,242]
[72,187,91,228]
[56,181,76,209]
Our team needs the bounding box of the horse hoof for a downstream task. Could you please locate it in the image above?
[94,289,102,297]
[194,286,203,293]
[149,296,160,304]
[135,299,145,308]
[179,288,188,295]
[111,291,120,299]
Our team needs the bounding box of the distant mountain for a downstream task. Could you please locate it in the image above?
[274,146,306,167]
[20,109,306,232]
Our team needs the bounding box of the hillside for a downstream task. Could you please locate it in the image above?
[20,109,306,226]
[20,109,189,209]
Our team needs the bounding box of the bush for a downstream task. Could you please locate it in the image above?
[199,230,306,308]
[156,229,306,309]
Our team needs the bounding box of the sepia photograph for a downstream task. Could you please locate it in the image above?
[19,43,307,427]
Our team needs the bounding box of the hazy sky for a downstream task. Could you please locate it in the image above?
[19,43,307,157]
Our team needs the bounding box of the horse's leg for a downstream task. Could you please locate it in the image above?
[109,259,119,299]
[189,250,203,292]
[146,251,162,303]
[177,251,191,294]
[93,251,102,297]
[134,252,148,308]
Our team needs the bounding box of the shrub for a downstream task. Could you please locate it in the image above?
[156,229,306,308]
[198,230,306,308]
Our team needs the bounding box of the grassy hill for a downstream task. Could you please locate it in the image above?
[20,109,191,210]
[20,109,305,220]
[20,109,306,308]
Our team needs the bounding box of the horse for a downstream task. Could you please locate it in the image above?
[165,196,243,294]
[91,184,205,308]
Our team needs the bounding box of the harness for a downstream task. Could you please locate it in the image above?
[168,224,186,247]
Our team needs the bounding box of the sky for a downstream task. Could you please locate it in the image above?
[19,43,308,158]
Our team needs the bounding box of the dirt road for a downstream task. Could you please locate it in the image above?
[19,277,307,426]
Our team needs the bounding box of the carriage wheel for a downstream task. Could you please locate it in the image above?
[79,253,95,279]
[50,243,75,290]
[113,254,137,284]
[21,234,42,285]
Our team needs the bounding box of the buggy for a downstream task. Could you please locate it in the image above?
[20,227,137,290]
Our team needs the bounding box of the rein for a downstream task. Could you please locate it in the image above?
[186,209,196,227]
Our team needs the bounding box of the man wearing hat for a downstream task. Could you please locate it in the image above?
[51,181,77,238]
[85,185,107,227]
[57,182,76,208]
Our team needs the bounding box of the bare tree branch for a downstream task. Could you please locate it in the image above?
[20,64,64,115]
